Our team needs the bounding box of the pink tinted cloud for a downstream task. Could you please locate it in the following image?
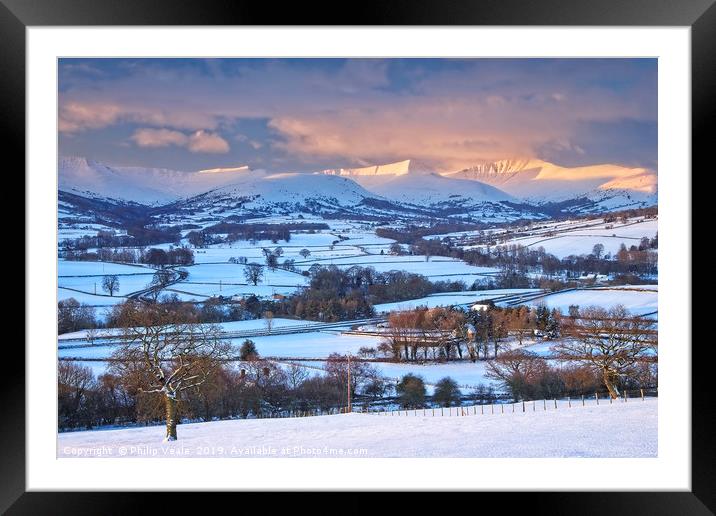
[267,96,579,171]
[59,102,123,133]
[187,131,230,154]
[130,128,229,154]
[130,128,188,147]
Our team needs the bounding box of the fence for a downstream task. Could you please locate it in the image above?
[369,389,657,417]
[217,388,657,420]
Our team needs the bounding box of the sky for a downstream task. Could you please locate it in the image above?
[58,58,657,173]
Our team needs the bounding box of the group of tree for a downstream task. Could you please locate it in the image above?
[63,244,194,267]
[58,303,391,438]
[201,221,328,245]
[377,216,658,280]
[486,305,657,400]
[59,225,183,255]
[379,304,560,363]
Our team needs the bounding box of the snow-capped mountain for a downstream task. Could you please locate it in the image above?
[59,157,260,206]
[171,170,389,218]
[443,158,657,207]
[58,155,657,228]
[322,159,513,205]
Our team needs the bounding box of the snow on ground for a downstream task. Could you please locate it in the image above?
[239,332,382,358]
[57,287,128,307]
[529,288,657,317]
[58,317,323,341]
[157,263,309,300]
[349,360,496,390]
[59,330,381,364]
[162,284,302,300]
[181,263,306,285]
[58,275,152,297]
[58,260,153,276]
[57,398,657,458]
[464,219,657,259]
[293,254,499,286]
[374,288,540,313]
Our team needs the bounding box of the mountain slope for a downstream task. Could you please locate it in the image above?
[174,171,386,216]
[59,157,258,205]
[443,159,657,206]
[323,159,513,205]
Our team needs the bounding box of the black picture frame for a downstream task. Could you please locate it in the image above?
[4,0,710,512]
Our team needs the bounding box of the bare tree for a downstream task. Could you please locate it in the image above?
[109,302,231,440]
[102,274,120,296]
[485,349,547,401]
[85,327,100,345]
[263,310,274,333]
[244,263,264,286]
[592,243,605,259]
[58,362,96,429]
[553,305,657,399]
[147,269,174,301]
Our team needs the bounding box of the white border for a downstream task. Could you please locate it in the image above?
[27,27,691,491]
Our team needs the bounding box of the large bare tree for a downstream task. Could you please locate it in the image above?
[102,274,120,296]
[244,263,264,286]
[552,305,657,399]
[110,302,231,440]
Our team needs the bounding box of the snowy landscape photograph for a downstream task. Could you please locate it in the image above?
[56,57,659,459]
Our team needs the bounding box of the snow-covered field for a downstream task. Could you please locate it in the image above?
[293,360,500,391]
[58,260,153,276]
[57,398,657,458]
[374,288,540,313]
[529,288,657,317]
[57,288,129,307]
[293,254,499,286]
[59,331,381,363]
[58,275,152,298]
[463,219,657,259]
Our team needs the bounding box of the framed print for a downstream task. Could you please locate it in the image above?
[5,0,713,512]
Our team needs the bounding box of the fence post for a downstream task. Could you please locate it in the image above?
[491,404,494,414]
[624,390,628,402]
[554,399,557,409]
[533,400,536,411]
[501,404,504,414]
[481,404,484,415]
[512,403,515,413]
[441,407,444,417]
[543,399,546,411]
[640,388,644,401]
[522,400,525,412]
[595,392,599,405]
[609,395,612,405]
[581,394,585,406]
[432,407,435,417]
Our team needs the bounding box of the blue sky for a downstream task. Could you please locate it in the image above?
[58,58,657,173]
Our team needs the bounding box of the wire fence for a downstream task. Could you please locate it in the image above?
[222,388,657,420]
[368,389,657,417]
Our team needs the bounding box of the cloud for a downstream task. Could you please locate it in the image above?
[59,58,657,170]
[130,128,229,154]
[131,128,188,148]
[235,133,263,149]
[187,130,230,153]
[59,102,123,133]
